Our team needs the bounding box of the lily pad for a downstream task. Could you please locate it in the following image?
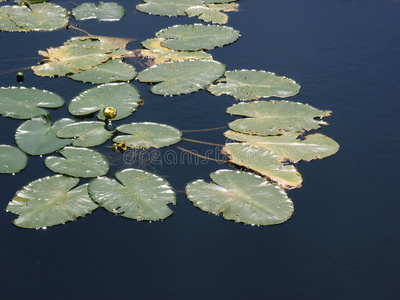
[225,131,339,162]
[0,145,28,174]
[68,82,141,121]
[0,86,64,119]
[114,122,181,148]
[223,143,303,189]
[32,36,131,77]
[156,24,240,51]
[68,59,137,84]
[15,116,75,156]
[57,121,114,147]
[137,59,226,96]
[208,70,300,100]
[6,3,68,32]
[45,147,109,178]
[89,168,176,221]
[6,175,98,229]
[185,3,239,24]
[136,0,203,16]
[227,100,331,136]
[72,2,125,21]
[0,6,25,32]
[136,38,213,65]
[186,169,293,225]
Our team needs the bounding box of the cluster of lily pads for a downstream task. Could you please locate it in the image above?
[0,0,339,229]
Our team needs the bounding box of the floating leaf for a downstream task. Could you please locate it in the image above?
[68,59,137,84]
[5,3,68,32]
[72,2,125,21]
[223,143,302,189]
[185,3,239,24]
[136,0,203,17]
[89,168,176,221]
[68,82,140,121]
[32,36,131,77]
[45,147,109,178]
[135,38,213,65]
[156,24,240,51]
[6,175,98,229]
[208,70,300,100]
[0,145,28,174]
[0,86,64,119]
[0,6,25,32]
[227,100,331,136]
[57,121,114,147]
[225,131,340,162]
[114,122,181,148]
[15,116,75,156]
[137,59,225,95]
[186,169,293,225]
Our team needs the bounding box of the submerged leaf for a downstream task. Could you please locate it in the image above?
[136,38,213,65]
[186,169,293,225]
[208,70,300,100]
[225,131,340,162]
[114,122,182,148]
[137,59,225,95]
[6,175,98,229]
[227,100,331,136]
[45,147,109,178]
[156,24,240,51]
[0,86,64,119]
[136,0,203,16]
[89,168,176,221]
[57,121,114,147]
[15,116,75,156]
[0,145,28,174]
[72,2,125,21]
[0,3,69,31]
[68,59,137,84]
[223,143,303,189]
[68,82,140,120]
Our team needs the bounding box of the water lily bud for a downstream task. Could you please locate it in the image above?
[16,72,24,83]
[103,107,117,119]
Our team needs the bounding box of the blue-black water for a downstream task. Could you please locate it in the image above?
[0,0,399,299]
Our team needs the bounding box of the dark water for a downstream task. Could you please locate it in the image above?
[1,0,399,299]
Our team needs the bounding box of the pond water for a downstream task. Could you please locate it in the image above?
[0,0,399,299]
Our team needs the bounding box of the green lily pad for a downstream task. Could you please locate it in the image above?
[33,36,131,77]
[223,143,303,189]
[0,86,64,119]
[0,145,28,174]
[114,122,181,148]
[15,116,75,156]
[136,38,213,65]
[136,0,203,16]
[186,169,293,225]
[185,3,239,24]
[72,2,125,21]
[208,70,301,100]
[68,82,141,121]
[45,147,109,178]
[227,100,331,136]
[156,24,240,51]
[6,175,98,229]
[225,131,340,162]
[6,3,68,32]
[68,59,137,84]
[0,6,25,32]
[137,60,226,96]
[57,121,114,147]
[89,168,176,221]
